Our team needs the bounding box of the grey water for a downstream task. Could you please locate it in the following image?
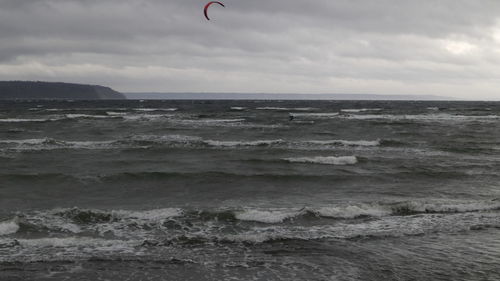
[0,100,499,281]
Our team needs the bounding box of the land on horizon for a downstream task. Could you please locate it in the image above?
[0,81,461,100]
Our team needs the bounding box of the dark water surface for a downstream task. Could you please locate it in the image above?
[0,100,499,280]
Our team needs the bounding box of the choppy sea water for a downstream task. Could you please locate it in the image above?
[0,100,499,281]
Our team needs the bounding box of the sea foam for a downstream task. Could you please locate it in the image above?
[0,219,19,236]
[303,139,380,147]
[284,156,358,165]
[204,139,284,147]
[235,209,301,223]
[340,108,383,113]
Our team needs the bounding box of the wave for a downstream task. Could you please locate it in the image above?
[129,134,202,144]
[0,199,498,264]
[284,156,358,165]
[65,114,116,119]
[1,200,498,243]
[0,136,383,152]
[341,114,500,122]
[0,118,59,123]
[181,118,246,123]
[0,138,119,151]
[203,139,284,147]
[340,108,383,113]
[256,107,318,111]
[0,219,19,236]
[122,113,175,121]
[303,140,380,147]
[0,138,54,145]
[230,107,246,111]
[133,108,178,112]
[235,209,301,223]
[290,113,339,118]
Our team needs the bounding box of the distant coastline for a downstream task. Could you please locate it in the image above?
[0,81,456,101]
[0,81,125,100]
[125,92,455,100]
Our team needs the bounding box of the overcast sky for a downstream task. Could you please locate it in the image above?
[1,0,500,99]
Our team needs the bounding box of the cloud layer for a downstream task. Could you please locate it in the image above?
[1,0,500,99]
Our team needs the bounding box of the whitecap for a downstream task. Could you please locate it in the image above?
[257,107,318,111]
[122,114,174,121]
[0,138,52,145]
[340,108,382,113]
[0,219,19,236]
[204,139,284,147]
[304,139,380,147]
[290,113,339,118]
[230,107,246,111]
[235,209,300,224]
[0,118,52,123]
[284,156,358,165]
[112,208,183,222]
[133,108,177,112]
[65,114,114,119]
[316,205,390,219]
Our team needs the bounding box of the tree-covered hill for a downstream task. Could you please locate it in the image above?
[0,81,126,100]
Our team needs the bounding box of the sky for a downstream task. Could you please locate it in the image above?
[1,0,500,100]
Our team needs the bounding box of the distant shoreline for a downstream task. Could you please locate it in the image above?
[0,81,125,100]
[124,92,456,101]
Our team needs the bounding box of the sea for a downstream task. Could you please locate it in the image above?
[0,99,499,281]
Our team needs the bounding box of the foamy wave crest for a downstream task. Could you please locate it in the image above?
[284,156,358,165]
[316,205,390,219]
[342,114,500,122]
[257,107,318,111]
[171,118,247,126]
[235,209,302,223]
[130,134,202,144]
[341,108,382,113]
[304,140,380,147]
[188,118,246,123]
[389,200,500,215]
[0,118,58,123]
[133,108,178,112]
[0,138,118,151]
[65,114,115,119]
[230,107,246,111]
[112,208,183,222]
[0,138,54,145]
[204,139,284,147]
[106,111,128,116]
[290,113,339,118]
[0,219,20,236]
[122,114,175,121]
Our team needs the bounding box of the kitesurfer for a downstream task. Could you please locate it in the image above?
[204,1,225,20]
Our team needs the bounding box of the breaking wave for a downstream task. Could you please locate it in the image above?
[303,140,380,147]
[0,118,61,123]
[290,112,339,118]
[340,113,500,122]
[257,107,318,111]
[0,199,498,245]
[340,108,383,113]
[284,156,358,165]
[0,219,19,236]
[133,108,178,112]
[203,139,284,147]
[0,136,383,152]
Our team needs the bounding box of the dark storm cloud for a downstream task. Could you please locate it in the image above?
[0,0,500,98]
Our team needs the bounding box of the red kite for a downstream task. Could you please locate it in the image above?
[204,1,225,21]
